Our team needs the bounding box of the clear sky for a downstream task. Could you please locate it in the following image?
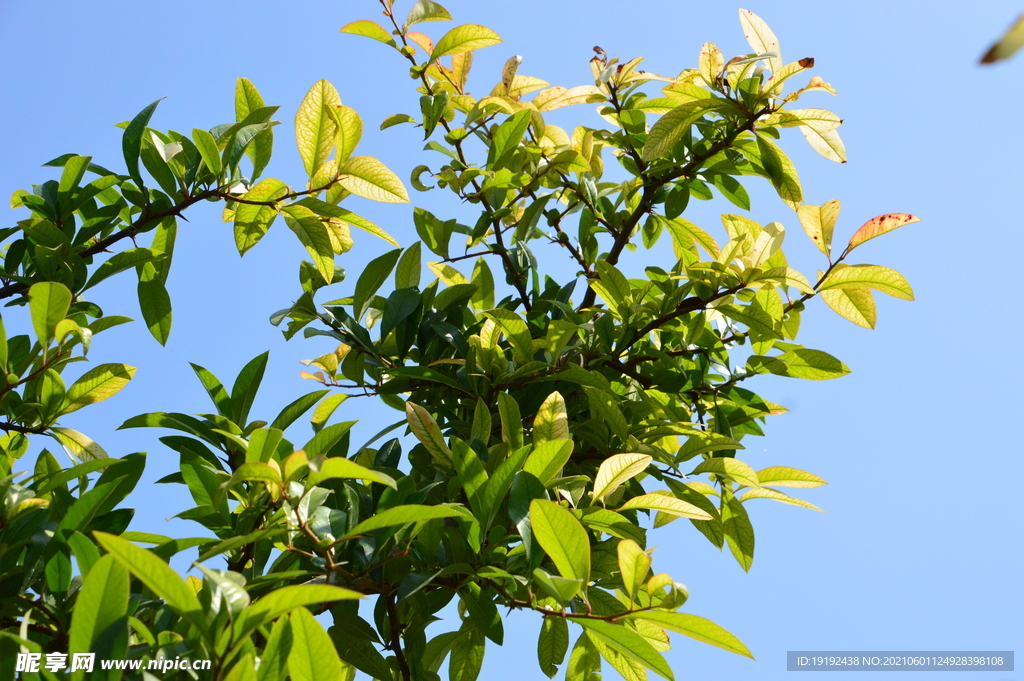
[1,1,1021,680]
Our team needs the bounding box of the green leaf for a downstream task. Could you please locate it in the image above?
[742,486,823,511]
[295,80,341,177]
[281,205,335,284]
[497,392,524,450]
[846,213,920,252]
[122,99,162,189]
[340,20,397,47]
[354,248,401,320]
[820,286,876,329]
[257,615,293,681]
[721,493,755,571]
[756,134,802,208]
[395,242,422,289]
[190,362,231,417]
[84,248,164,291]
[523,439,574,485]
[270,389,331,431]
[68,553,128,656]
[338,156,409,203]
[307,457,396,489]
[236,78,274,178]
[288,608,346,681]
[430,24,502,61]
[570,618,674,681]
[617,538,651,600]
[404,0,452,29]
[406,402,453,469]
[593,453,652,502]
[538,616,570,678]
[50,427,109,461]
[138,261,172,344]
[340,503,465,540]
[619,492,713,520]
[63,363,136,414]
[294,197,399,247]
[235,585,361,642]
[231,351,269,425]
[470,257,495,310]
[529,499,590,582]
[769,348,850,380]
[689,458,759,488]
[484,309,533,361]
[192,127,223,177]
[330,105,363,163]
[756,466,827,488]
[234,178,288,255]
[629,611,753,658]
[29,282,72,346]
[566,631,601,681]
[450,628,486,681]
[533,391,568,444]
[643,100,728,161]
[93,532,209,642]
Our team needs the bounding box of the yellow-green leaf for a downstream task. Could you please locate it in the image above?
[630,612,754,659]
[295,80,341,177]
[821,286,876,328]
[533,391,568,444]
[281,205,335,283]
[406,402,453,469]
[593,453,652,502]
[755,466,826,488]
[29,282,72,347]
[769,348,850,380]
[690,458,759,488]
[483,308,533,362]
[818,264,914,300]
[63,364,136,414]
[340,20,397,47]
[431,24,502,61]
[427,261,469,286]
[523,439,574,484]
[741,487,823,512]
[529,499,590,582]
[532,86,602,112]
[800,125,847,163]
[234,178,288,255]
[846,213,919,252]
[643,100,727,161]
[307,457,397,489]
[338,156,409,203]
[619,492,712,520]
[288,608,346,681]
[329,105,363,163]
[617,539,651,599]
[50,427,109,461]
[796,200,840,256]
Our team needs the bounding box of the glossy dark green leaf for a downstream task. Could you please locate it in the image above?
[122,99,163,189]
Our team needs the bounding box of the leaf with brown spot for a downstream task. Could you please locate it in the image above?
[796,199,840,257]
[846,213,919,252]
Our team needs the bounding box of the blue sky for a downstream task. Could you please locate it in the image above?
[1,1,1021,680]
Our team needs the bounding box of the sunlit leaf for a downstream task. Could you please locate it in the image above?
[846,213,919,252]
[818,264,914,300]
[821,286,876,329]
[619,492,712,520]
[338,156,409,203]
[431,24,502,61]
[340,20,397,47]
[629,612,754,658]
[529,499,590,582]
[295,80,341,177]
[593,453,652,502]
